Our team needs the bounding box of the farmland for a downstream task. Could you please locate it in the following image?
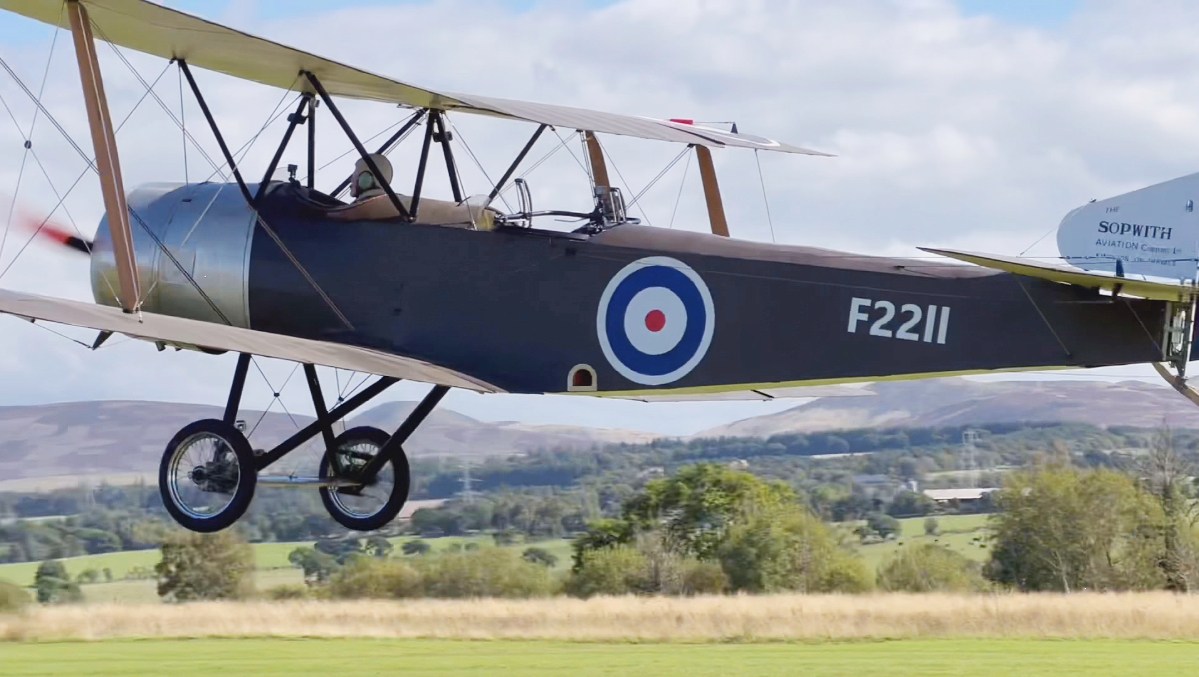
[1,638,1194,676]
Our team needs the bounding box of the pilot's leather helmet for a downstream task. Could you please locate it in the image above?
[350,153,393,199]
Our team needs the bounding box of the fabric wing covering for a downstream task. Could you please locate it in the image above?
[0,288,500,392]
[0,0,828,155]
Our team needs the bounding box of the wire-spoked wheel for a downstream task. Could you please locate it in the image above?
[319,426,410,531]
[158,419,257,533]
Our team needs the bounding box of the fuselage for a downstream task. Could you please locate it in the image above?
[91,181,1171,395]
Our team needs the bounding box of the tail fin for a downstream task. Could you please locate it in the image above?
[1056,172,1199,281]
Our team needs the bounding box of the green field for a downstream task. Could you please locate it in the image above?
[853,513,991,570]
[0,638,1194,676]
[0,534,577,595]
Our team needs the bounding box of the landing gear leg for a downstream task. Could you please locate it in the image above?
[318,385,448,531]
[158,353,257,533]
[1155,300,1199,405]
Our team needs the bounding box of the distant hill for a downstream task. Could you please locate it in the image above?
[2,377,1196,489]
[0,399,657,487]
[697,378,1199,438]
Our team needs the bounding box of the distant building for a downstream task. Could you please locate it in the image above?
[922,487,998,507]
[397,498,448,521]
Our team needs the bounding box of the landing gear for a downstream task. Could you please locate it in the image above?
[154,353,445,534]
[158,418,257,533]
[319,426,411,531]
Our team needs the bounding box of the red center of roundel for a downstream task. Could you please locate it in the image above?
[644,309,667,333]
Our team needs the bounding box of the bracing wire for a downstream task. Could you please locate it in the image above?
[754,149,777,243]
[668,153,692,230]
[626,146,690,209]
[178,66,188,184]
[599,144,653,227]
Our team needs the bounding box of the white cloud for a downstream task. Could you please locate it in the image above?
[0,0,1195,438]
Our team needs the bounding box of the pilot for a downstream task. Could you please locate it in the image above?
[328,152,497,229]
[349,153,391,202]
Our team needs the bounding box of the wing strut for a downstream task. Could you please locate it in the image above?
[303,70,412,221]
[66,0,139,311]
[583,131,610,188]
[695,145,730,237]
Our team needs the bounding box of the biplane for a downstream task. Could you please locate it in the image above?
[0,0,1197,533]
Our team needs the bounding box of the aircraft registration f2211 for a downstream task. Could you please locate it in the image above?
[0,0,1197,533]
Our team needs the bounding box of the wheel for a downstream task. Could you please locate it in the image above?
[158,419,257,533]
[319,426,410,531]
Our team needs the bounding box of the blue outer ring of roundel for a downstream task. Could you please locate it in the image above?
[596,257,715,386]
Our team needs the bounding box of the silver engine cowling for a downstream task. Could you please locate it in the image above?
[91,182,256,328]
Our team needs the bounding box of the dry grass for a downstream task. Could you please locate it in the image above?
[2,592,1198,642]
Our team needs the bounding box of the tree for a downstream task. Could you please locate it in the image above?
[415,548,554,598]
[923,517,940,536]
[34,559,82,604]
[887,491,935,517]
[609,464,793,560]
[402,540,431,556]
[314,537,363,564]
[288,546,338,584]
[986,465,1160,592]
[858,512,900,541]
[1140,426,1199,592]
[521,546,558,568]
[717,505,871,593]
[877,544,985,592]
[565,546,650,598]
[156,531,255,601]
[364,536,394,559]
[327,557,422,599]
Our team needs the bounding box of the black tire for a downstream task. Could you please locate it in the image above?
[159,419,257,533]
[319,426,410,531]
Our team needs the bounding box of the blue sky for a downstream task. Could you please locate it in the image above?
[0,0,1082,35]
[0,0,1183,436]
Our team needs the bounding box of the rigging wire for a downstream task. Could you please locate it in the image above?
[626,146,690,209]
[667,152,692,230]
[250,357,301,429]
[0,61,172,291]
[178,66,188,184]
[554,128,592,180]
[0,24,62,265]
[206,87,300,183]
[511,128,572,185]
[448,118,513,212]
[27,23,60,148]
[598,144,653,227]
[27,320,91,349]
[754,149,777,244]
[91,21,226,178]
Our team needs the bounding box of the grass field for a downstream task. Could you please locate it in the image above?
[1,638,1195,676]
[854,513,991,570]
[0,535,577,601]
[4,593,1199,642]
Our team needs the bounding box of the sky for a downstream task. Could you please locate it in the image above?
[0,0,1192,437]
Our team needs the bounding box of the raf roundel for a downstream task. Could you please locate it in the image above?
[596,256,715,386]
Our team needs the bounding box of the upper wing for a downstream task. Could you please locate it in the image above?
[0,0,827,155]
[920,247,1198,301]
[0,288,500,392]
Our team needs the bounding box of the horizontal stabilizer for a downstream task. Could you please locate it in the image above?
[919,247,1197,301]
